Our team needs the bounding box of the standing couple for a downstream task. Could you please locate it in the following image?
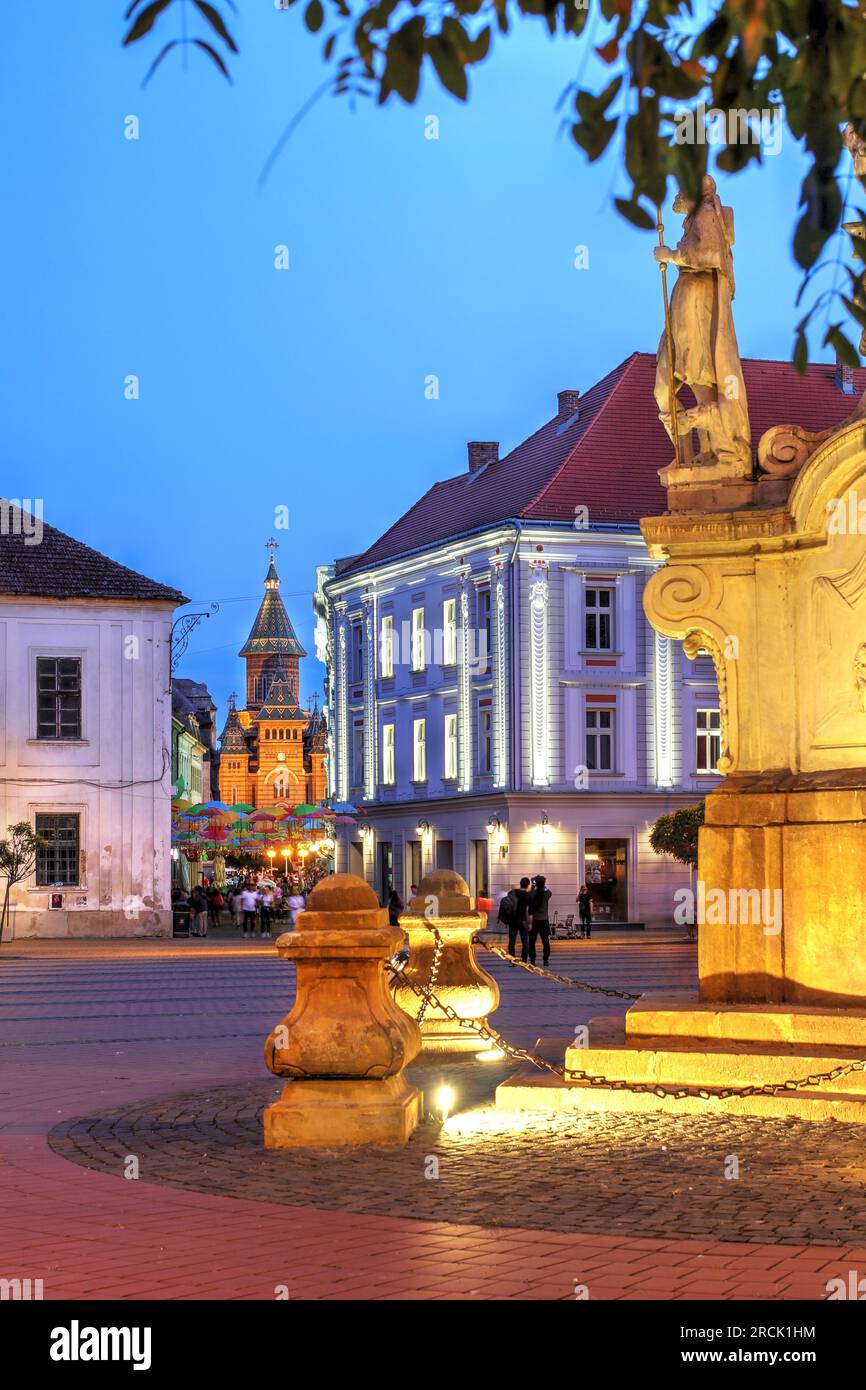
[497,875,552,967]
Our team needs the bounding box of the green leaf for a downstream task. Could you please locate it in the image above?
[383,18,425,104]
[305,0,325,33]
[792,326,808,376]
[191,1,239,53]
[824,324,860,368]
[123,0,172,46]
[614,197,655,231]
[426,35,468,101]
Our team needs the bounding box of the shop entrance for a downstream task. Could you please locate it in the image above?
[583,838,628,922]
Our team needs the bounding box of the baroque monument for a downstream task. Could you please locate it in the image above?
[498,171,866,1122]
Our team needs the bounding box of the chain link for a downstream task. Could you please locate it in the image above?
[386,953,866,1103]
[415,924,444,1027]
[477,939,640,1000]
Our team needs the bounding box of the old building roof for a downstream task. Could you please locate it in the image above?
[0,505,188,602]
[254,662,307,722]
[239,555,307,659]
[335,353,866,577]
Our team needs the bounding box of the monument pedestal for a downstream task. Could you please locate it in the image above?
[393,870,500,1053]
[264,1074,421,1147]
[495,992,866,1123]
[495,409,866,1126]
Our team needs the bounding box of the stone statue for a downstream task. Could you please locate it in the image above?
[654,175,752,475]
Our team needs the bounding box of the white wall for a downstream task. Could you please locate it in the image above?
[0,597,175,939]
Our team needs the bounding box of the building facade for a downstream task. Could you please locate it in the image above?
[0,511,186,939]
[316,353,864,926]
[218,541,327,808]
[171,685,208,889]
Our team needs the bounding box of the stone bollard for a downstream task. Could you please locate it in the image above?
[263,874,422,1147]
[392,869,500,1053]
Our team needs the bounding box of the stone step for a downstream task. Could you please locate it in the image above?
[495,1034,866,1123]
[625,991,866,1048]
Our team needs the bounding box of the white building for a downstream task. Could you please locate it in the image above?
[315,352,861,927]
[0,509,187,938]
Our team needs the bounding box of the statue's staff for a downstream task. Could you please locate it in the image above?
[656,204,683,470]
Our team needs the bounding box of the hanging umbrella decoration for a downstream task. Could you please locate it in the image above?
[170,799,355,883]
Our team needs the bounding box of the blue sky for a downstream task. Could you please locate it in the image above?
[0,4,839,720]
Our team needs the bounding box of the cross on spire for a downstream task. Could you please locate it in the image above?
[266,537,278,562]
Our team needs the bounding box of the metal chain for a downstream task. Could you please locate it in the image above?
[477,939,640,1000]
[415,923,444,1027]
[385,959,866,1102]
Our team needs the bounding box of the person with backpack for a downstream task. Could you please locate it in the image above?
[500,877,532,960]
[527,873,552,967]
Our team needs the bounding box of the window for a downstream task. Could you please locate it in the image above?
[37,657,82,740]
[472,839,489,897]
[585,587,613,651]
[443,713,458,780]
[411,607,427,672]
[442,598,457,666]
[352,725,364,787]
[407,840,422,890]
[35,814,80,886]
[380,615,394,679]
[478,707,492,774]
[351,624,364,683]
[382,722,395,785]
[476,589,491,673]
[586,706,614,771]
[413,717,426,782]
[696,708,721,773]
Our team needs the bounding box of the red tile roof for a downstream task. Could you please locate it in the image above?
[338,352,866,577]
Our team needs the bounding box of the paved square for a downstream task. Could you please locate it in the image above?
[2,934,864,1300]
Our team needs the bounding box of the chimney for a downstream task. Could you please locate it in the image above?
[834,353,856,396]
[467,441,499,473]
[557,389,581,419]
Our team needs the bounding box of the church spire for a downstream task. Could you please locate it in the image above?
[239,539,306,660]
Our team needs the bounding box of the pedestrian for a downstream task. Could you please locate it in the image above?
[258,885,274,938]
[229,886,244,931]
[507,877,532,961]
[208,884,224,930]
[189,885,209,938]
[240,883,258,938]
[409,883,418,901]
[577,883,593,939]
[286,888,305,928]
[527,874,552,967]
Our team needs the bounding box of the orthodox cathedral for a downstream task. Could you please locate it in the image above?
[218,540,327,808]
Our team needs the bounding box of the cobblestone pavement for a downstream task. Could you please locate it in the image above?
[49,1058,866,1248]
[5,935,866,1299]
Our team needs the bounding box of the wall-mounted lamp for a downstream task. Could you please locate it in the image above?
[415,820,431,837]
[486,814,501,834]
[540,811,550,838]
[359,823,373,839]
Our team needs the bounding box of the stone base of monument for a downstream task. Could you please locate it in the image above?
[264,1074,421,1148]
[495,991,866,1124]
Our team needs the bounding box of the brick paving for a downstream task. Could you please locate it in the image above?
[2,934,865,1300]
